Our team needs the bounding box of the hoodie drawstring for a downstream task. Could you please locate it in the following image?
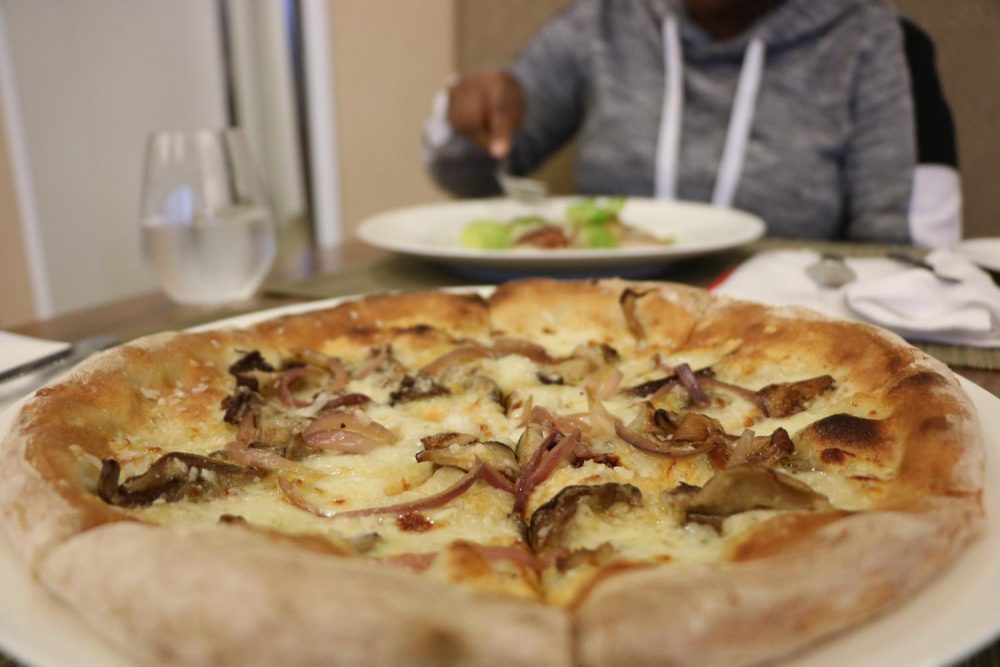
[655,16,766,208]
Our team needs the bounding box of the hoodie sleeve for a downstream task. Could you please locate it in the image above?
[840,9,917,243]
[424,1,591,197]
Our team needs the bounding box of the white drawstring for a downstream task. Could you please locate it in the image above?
[713,37,765,207]
[655,17,766,208]
[654,17,683,199]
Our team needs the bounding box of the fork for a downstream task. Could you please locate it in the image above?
[494,158,547,204]
[886,251,962,284]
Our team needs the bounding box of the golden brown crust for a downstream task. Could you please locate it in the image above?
[0,280,986,667]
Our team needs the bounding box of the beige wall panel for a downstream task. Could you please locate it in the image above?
[330,0,454,235]
[0,85,36,327]
[455,0,576,194]
[893,0,1000,238]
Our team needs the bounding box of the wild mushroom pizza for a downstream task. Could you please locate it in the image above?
[0,279,984,667]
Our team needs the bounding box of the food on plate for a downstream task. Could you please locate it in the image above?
[459,197,671,250]
[0,279,984,667]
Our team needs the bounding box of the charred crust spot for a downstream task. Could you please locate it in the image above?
[821,448,850,464]
[396,511,435,532]
[811,413,883,446]
[403,324,435,335]
[628,376,675,397]
[219,514,247,524]
[538,372,564,385]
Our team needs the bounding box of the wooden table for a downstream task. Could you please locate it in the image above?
[4,240,999,667]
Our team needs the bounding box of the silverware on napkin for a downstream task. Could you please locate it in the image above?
[0,334,119,387]
[805,252,857,288]
[885,251,962,284]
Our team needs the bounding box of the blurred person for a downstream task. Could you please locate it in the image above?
[423,0,960,247]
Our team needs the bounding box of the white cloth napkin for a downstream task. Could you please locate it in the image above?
[714,249,1000,348]
[0,332,69,412]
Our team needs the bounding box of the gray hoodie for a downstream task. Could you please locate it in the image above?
[427,0,916,242]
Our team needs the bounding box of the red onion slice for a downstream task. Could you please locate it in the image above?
[302,429,378,454]
[371,552,438,572]
[674,363,710,406]
[305,410,396,444]
[279,465,484,520]
[275,367,314,408]
[225,413,297,471]
[353,345,389,380]
[525,430,581,489]
[479,462,516,494]
[320,393,372,411]
[419,345,492,376]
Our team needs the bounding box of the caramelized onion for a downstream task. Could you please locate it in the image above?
[492,337,553,364]
[585,390,616,441]
[728,429,757,466]
[614,420,714,459]
[596,368,623,400]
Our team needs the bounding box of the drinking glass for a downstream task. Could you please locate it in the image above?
[140,129,277,306]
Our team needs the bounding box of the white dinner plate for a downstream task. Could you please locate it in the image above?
[356,197,766,278]
[955,238,1000,273]
[0,294,998,667]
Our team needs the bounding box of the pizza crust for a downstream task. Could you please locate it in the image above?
[0,280,987,667]
[573,501,981,667]
[40,521,572,667]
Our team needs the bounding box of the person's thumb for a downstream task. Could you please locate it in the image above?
[485,79,523,159]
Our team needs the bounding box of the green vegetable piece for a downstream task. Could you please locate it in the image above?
[460,220,510,249]
[566,197,625,227]
[580,225,619,248]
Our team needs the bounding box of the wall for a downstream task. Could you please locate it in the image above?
[1,0,227,317]
[0,83,35,326]
[893,0,1000,238]
[329,0,454,235]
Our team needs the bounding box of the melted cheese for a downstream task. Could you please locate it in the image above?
[121,328,890,605]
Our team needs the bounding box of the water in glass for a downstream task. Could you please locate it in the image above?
[140,129,278,306]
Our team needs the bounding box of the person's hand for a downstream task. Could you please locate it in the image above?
[447,71,524,159]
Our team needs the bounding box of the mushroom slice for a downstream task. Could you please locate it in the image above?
[676,465,832,529]
[756,375,835,418]
[416,440,519,481]
[98,453,260,507]
[527,483,642,555]
[388,374,449,404]
[420,432,479,450]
